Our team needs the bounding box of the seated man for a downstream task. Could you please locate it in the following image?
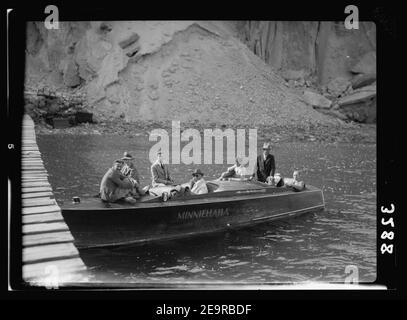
[121,151,145,198]
[151,150,174,187]
[189,169,208,195]
[283,171,306,191]
[100,160,136,203]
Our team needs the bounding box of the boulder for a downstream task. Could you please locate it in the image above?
[351,51,376,75]
[303,90,332,109]
[338,84,376,123]
[326,77,352,97]
[281,69,307,81]
[338,84,376,106]
[118,33,140,49]
[63,60,81,88]
[351,73,376,90]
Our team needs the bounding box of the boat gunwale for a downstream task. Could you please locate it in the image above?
[62,187,324,212]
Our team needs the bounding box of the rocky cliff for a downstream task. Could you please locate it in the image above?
[236,21,376,84]
[24,21,376,125]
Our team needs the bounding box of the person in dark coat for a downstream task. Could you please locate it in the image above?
[100,159,135,203]
[251,142,276,183]
[151,150,174,187]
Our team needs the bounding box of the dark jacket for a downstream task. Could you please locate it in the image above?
[253,154,276,182]
[151,160,172,186]
[100,168,133,201]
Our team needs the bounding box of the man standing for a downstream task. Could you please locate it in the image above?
[100,159,136,203]
[121,151,144,197]
[251,142,276,183]
[151,150,174,187]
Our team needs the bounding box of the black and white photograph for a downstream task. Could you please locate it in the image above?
[4,3,403,302]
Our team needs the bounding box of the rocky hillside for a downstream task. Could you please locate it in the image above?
[24,21,376,126]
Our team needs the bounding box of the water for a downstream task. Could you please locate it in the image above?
[37,134,376,284]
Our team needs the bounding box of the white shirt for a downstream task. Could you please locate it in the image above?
[191,178,208,194]
[228,164,249,177]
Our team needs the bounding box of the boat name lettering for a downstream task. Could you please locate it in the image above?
[178,208,230,220]
[236,189,266,194]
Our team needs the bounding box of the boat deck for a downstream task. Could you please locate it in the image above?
[62,181,320,212]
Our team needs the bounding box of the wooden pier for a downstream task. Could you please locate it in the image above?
[21,115,87,286]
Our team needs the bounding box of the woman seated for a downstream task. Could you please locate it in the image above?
[219,157,250,180]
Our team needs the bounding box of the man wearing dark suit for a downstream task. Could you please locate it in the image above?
[251,142,276,183]
[151,150,174,187]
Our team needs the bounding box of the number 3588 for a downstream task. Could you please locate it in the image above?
[380,204,395,255]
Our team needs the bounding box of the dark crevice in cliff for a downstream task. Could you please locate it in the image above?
[314,21,322,83]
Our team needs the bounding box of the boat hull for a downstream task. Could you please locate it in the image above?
[61,186,324,249]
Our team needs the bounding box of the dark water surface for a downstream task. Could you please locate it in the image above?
[37,134,376,284]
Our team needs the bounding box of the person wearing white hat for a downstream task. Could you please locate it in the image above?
[251,142,276,183]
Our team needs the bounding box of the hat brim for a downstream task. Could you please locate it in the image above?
[192,173,204,176]
[122,157,134,160]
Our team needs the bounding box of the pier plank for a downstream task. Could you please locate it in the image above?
[22,171,48,175]
[22,174,48,177]
[23,243,79,263]
[23,212,65,224]
[22,181,52,187]
[22,175,49,179]
[22,205,61,215]
[22,167,46,171]
[21,177,49,181]
[22,163,44,167]
[22,186,52,193]
[22,198,57,207]
[22,192,54,199]
[23,222,69,235]
[23,231,74,247]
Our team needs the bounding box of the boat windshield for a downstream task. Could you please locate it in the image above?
[206,182,219,193]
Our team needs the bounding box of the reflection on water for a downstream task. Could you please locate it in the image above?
[37,134,376,283]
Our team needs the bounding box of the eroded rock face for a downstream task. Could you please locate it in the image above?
[351,51,376,75]
[326,77,352,98]
[237,21,376,85]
